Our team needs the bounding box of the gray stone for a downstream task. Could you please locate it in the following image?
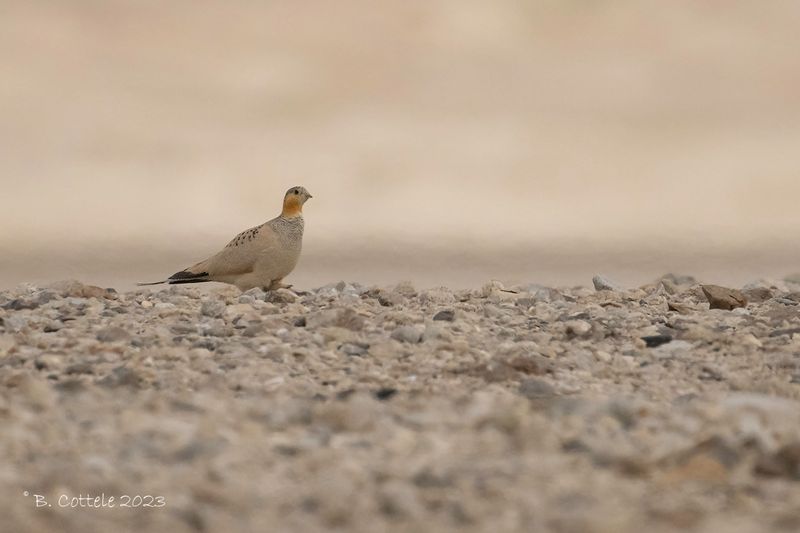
[241,287,267,302]
[391,325,423,344]
[4,315,28,332]
[433,309,455,321]
[339,342,369,357]
[565,320,592,337]
[651,339,694,360]
[378,290,405,307]
[306,308,365,331]
[201,299,227,318]
[267,288,298,304]
[392,281,417,298]
[96,326,131,343]
[519,378,556,399]
[592,275,623,292]
[420,288,456,305]
[98,366,145,388]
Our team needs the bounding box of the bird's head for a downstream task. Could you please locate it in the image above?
[281,186,312,217]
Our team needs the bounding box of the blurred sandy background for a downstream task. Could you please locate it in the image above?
[1,0,799,290]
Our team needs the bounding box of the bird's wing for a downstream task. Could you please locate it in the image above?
[188,223,279,278]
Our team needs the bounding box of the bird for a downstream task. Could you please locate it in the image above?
[139,186,312,291]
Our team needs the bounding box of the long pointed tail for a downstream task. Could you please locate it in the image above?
[137,280,167,286]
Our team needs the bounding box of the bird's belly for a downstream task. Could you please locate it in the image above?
[255,244,301,280]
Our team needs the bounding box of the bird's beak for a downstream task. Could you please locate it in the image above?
[307,193,313,199]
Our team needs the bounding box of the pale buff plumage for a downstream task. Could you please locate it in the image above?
[140,186,312,291]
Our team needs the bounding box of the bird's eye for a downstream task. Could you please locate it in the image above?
[293,189,299,195]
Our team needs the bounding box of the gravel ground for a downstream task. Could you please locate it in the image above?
[2,276,800,533]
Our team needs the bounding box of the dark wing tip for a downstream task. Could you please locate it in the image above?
[168,270,210,281]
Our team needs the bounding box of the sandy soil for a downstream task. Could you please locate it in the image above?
[2,277,800,532]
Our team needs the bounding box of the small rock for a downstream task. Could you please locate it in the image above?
[49,280,116,300]
[267,288,298,304]
[96,326,131,343]
[339,342,369,357]
[503,355,551,376]
[391,325,423,344]
[374,387,398,400]
[34,354,62,371]
[652,340,694,360]
[661,273,698,285]
[433,309,455,321]
[4,315,28,332]
[487,288,521,304]
[565,320,591,337]
[336,281,363,297]
[534,287,565,303]
[240,287,267,302]
[742,286,774,304]
[202,320,233,337]
[393,281,417,298]
[0,335,15,356]
[307,308,365,331]
[479,280,506,297]
[237,294,256,305]
[667,302,694,314]
[593,275,623,292]
[1,299,39,311]
[201,299,227,318]
[65,362,94,375]
[419,288,456,305]
[43,320,64,333]
[741,333,763,348]
[518,378,556,400]
[13,374,56,410]
[423,324,450,342]
[755,442,800,480]
[377,290,405,307]
[701,285,747,310]
[98,366,145,388]
[641,334,672,348]
[699,364,726,381]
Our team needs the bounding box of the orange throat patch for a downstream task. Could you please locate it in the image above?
[281,196,303,217]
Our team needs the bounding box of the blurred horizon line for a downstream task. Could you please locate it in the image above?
[3,238,799,292]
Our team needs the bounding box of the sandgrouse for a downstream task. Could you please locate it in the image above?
[140,186,312,291]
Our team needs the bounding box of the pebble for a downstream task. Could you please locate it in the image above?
[702,285,747,310]
[4,315,28,332]
[390,325,424,344]
[306,308,365,331]
[96,326,131,343]
[377,290,404,307]
[641,334,672,348]
[241,288,267,302]
[565,319,592,337]
[201,299,227,318]
[339,342,369,357]
[267,288,298,304]
[518,378,556,400]
[420,288,456,305]
[593,275,624,292]
[0,335,17,356]
[433,309,455,321]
